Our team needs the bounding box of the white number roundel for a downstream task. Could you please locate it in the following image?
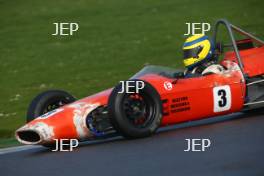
[213,85,231,112]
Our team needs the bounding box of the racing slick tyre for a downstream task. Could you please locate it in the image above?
[27,90,76,122]
[26,90,76,148]
[108,80,162,138]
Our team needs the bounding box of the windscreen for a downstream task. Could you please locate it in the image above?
[130,65,183,79]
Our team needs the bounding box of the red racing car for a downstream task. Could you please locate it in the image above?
[15,19,264,147]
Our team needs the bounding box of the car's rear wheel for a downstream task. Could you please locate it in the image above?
[27,90,76,148]
[108,80,162,138]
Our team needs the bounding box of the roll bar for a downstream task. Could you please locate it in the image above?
[212,19,264,76]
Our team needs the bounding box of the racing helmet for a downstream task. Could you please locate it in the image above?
[183,34,214,70]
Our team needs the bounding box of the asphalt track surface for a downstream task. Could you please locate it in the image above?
[1,112,264,176]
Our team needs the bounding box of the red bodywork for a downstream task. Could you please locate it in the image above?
[223,46,264,77]
[15,47,264,145]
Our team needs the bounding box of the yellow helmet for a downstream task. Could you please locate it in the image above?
[183,34,214,69]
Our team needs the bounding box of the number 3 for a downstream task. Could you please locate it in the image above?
[213,85,231,112]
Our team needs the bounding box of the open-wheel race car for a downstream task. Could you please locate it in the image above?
[15,19,264,147]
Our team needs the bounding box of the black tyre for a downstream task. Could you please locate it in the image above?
[27,90,76,122]
[108,80,162,138]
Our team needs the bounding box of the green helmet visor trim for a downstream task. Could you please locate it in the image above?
[183,46,203,59]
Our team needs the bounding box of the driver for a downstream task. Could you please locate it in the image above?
[183,34,224,77]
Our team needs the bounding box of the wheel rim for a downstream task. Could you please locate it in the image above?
[122,93,155,128]
[42,99,68,114]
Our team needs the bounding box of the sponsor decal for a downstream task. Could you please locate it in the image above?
[162,97,191,116]
[171,96,191,113]
[164,81,173,91]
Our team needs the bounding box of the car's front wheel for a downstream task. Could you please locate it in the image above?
[27,90,76,122]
